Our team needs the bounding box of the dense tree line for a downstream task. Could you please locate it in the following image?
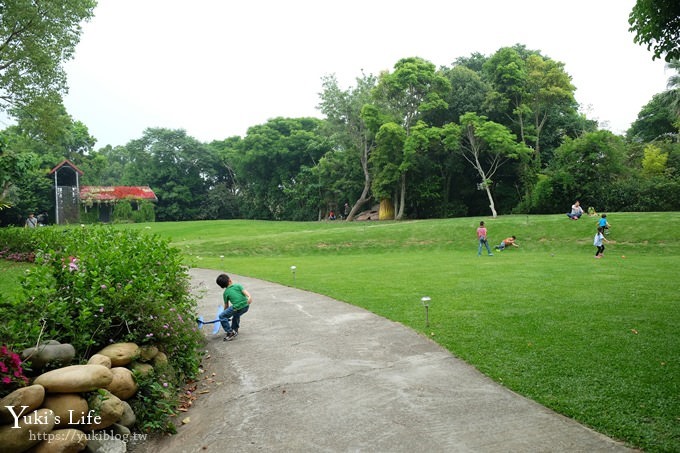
[1,2,679,224]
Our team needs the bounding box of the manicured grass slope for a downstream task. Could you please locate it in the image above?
[126,213,678,452]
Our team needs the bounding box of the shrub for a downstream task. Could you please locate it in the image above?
[0,225,204,432]
[134,201,156,223]
[0,345,29,397]
[112,201,134,223]
[130,367,180,433]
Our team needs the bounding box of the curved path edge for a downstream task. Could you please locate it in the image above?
[130,268,634,453]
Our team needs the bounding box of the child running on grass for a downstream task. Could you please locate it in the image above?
[598,214,611,234]
[593,227,609,258]
[217,273,253,341]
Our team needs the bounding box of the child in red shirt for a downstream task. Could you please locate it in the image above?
[477,221,493,256]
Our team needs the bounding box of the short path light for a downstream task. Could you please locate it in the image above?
[290,265,297,286]
[421,296,431,327]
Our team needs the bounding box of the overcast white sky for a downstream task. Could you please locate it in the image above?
[62,0,672,148]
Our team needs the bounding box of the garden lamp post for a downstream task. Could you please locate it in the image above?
[291,265,297,287]
[421,296,431,327]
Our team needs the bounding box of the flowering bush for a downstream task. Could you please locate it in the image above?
[0,345,29,397]
[1,225,204,431]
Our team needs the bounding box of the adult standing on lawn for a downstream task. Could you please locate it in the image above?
[477,221,493,256]
[25,213,37,228]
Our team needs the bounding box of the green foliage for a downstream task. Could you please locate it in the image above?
[0,225,203,432]
[0,140,55,225]
[540,130,628,211]
[641,144,669,176]
[79,207,99,224]
[112,201,134,223]
[605,176,680,211]
[133,201,156,223]
[231,118,331,220]
[434,65,489,126]
[0,0,96,112]
[123,128,218,221]
[130,368,179,434]
[626,92,678,142]
[629,0,680,61]
[371,122,406,199]
[482,45,577,169]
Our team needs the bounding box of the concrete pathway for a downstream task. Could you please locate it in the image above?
[131,268,634,453]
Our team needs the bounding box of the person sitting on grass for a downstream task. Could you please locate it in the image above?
[567,201,584,220]
[495,236,519,251]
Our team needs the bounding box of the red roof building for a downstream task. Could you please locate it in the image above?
[80,186,158,203]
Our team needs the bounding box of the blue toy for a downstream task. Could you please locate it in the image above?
[196,305,222,334]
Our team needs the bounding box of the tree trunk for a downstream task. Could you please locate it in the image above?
[347,141,373,221]
[474,152,497,218]
[395,173,406,220]
[485,186,497,218]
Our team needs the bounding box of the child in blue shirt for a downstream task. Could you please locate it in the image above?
[598,214,610,234]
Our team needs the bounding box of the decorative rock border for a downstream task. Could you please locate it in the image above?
[0,341,160,453]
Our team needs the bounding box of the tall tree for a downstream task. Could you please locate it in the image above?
[400,121,465,218]
[483,46,576,165]
[318,73,378,220]
[627,92,677,142]
[629,0,680,62]
[544,131,628,211]
[372,57,450,219]
[455,113,531,218]
[232,117,329,220]
[435,65,490,125]
[0,0,95,214]
[9,96,96,163]
[204,137,242,220]
[0,0,96,113]
[370,121,406,219]
[656,59,680,133]
[123,128,213,221]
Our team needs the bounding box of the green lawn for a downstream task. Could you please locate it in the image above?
[9,213,679,451]
[0,260,31,298]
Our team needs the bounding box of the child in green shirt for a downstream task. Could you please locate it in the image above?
[217,274,253,341]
